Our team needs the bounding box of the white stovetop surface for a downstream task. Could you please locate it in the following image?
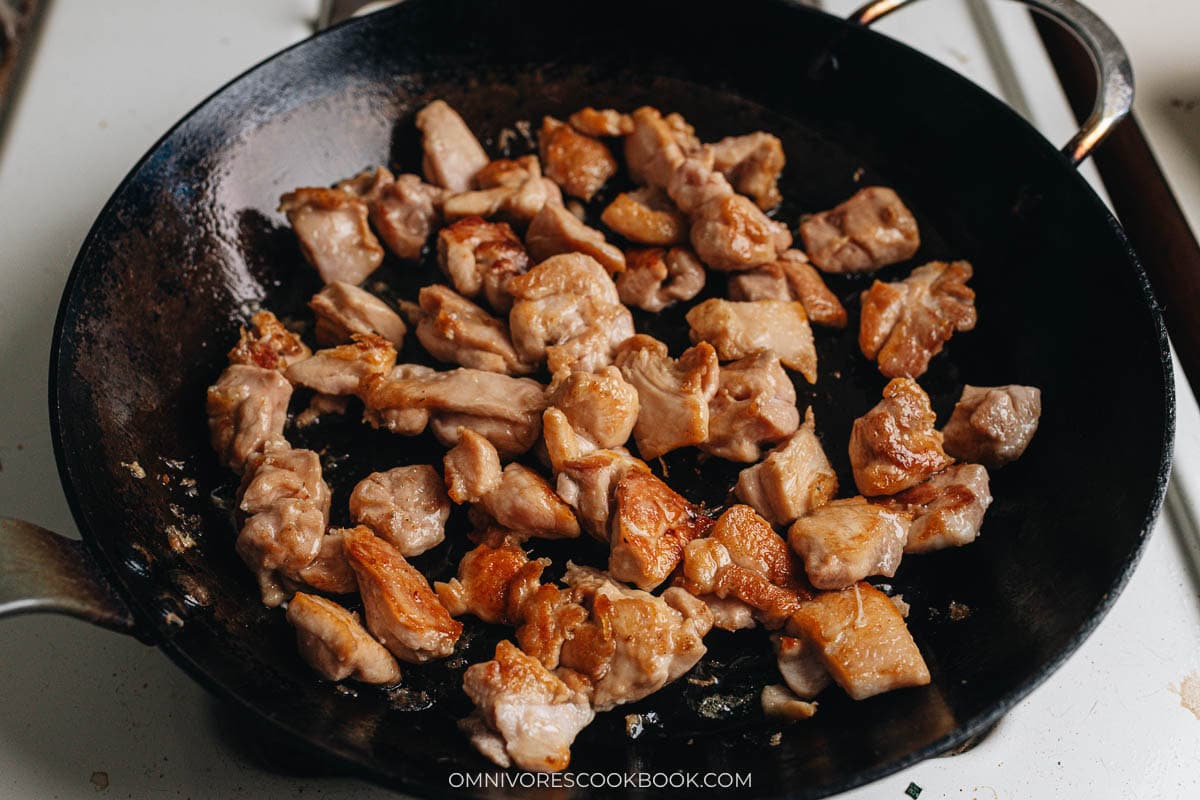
[1,2,1198,798]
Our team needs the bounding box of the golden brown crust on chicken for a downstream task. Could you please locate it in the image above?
[600,187,688,246]
[878,463,993,553]
[526,202,626,276]
[608,470,713,590]
[284,333,398,397]
[568,107,634,138]
[228,310,311,371]
[286,592,401,685]
[849,377,952,496]
[800,186,920,274]
[546,367,640,451]
[539,116,618,201]
[710,132,785,210]
[435,540,549,625]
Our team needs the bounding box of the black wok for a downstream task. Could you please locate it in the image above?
[0,0,1173,797]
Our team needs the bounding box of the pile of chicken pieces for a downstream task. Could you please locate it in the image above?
[206,100,1044,773]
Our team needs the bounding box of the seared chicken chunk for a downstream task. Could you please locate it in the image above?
[686,298,816,383]
[608,470,712,590]
[279,187,384,285]
[207,365,292,473]
[443,427,504,503]
[546,367,639,450]
[600,187,688,246]
[789,583,930,700]
[436,216,531,310]
[860,260,977,379]
[772,633,831,699]
[309,281,407,347]
[710,131,785,210]
[554,446,652,539]
[568,107,633,137]
[800,186,920,273]
[444,155,562,229]
[787,498,909,590]
[761,684,818,721]
[435,540,548,625]
[734,408,838,525]
[227,310,310,370]
[702,352,800,463]
[849,377,952,496]
[285,334,397,396]
[415,100,489,192]
[879,463,993,553]
[290,528,358,595]
[615,335,720,459]
[359,363,435,435]
[406,284,533,375]
[526,202,626,276]
[615,247,706,312]
[943,385,1041,467]
[349,465,451,557]
[338,166,446,260]
[624,106,688,189]
[539,116,617,201]
[286,592,401,685]
[729,250,847,329]
[342,527,462,662]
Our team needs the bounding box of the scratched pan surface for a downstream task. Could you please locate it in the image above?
[48,0,1172,797]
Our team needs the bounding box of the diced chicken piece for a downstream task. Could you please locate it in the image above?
[428,412,542,459]
[727,261,790,302]
[615,335,720,459]
[800,186,920,273]
[443,428,504,503]
[284,334,397,396]
[615,247,706,312]
[227,310,310,370]
[435,540,548,625]
[436,216,531,310]
[542,305,636,375]
[731,250,849,328]
[279,187,384,285]
[335,164,393,201]
[526,203,626,276]
[703,352,800,463]
[286,592,401,685]
[789,583,931,700]
[415,99,489,192]
[567,107,633,137]
[207,365,292,473]
[686,299,816,383]
[514,582,591,669]
[359,363,436,435]
[860,260,977,379]
[608,470,712,590]
[285,528,358,596]
[735,409,838,525]
[555,447,651,539]
[761,684,819,721]
[624,107,687,189]
[879,463,993,553]
[540,407,596,474]
[342,527,462,662]
[405,284,533,375]
[373,173,445,260]
[546,367,639,450]
[539,116,617,201]
[600,187,688,246]
[710,132,785,210]
[461,640,595,772]
[348,465,451,557]
[772,634,831,699]
[702,596,758,631]
[849,377,952,496]
[787,498,909,590]
[445,156,562,229]
[309,282,407,347]
[943,385,1042,467]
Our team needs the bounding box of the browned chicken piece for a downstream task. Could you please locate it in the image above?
[608,469,712,590]
[542,305,636,375]
[567,107,633,137]
[443,428,504,503]
[236,436,332,606]
[554,446,652,539]
[800,186,920,273]
[735,409,838,525]
[227,310,311,370]
[279,187,384,285]
[624,106,687,189]
[309,281,407,347]
[526,202,626,276]
[702,352,800,463]
[436,216,531,309]
[600,187,688,246]
[404,284,534,375]
[942,385,1041,467]
[790,583,930,700]
[710,132,786,210]
[415,99,490,192]
[290,528,358,595]
[435,539,549,625]
[615,247,706,312]
[348,465,451,557]
[342,527,462,662]
[761,684,819,721]
[444,156,562,229]
[373,173,446,260]
[546,367,639,450]
[879,463,993,553]
[686,298,817,383]
[615,335,720,460]
[514,582,591,669]
[787,497,909,590]
[207,365,292,474]
[286,592,401,685]
[360,363,436,435]
[461,640,595,772]
[850,377,952,496]
[731,250,850,328]
[540,407,596,474]
[772,633,831,699]
[860,260,977,379]
[284,334,397,396]
[539,116,618,201]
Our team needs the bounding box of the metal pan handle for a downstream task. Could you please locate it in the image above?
[849,0,1133,166]
[0,517,141,637]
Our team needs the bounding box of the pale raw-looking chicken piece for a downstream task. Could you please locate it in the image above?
[879,463,993,553]
[404,284,534,375]
[539,116,618,201]
[526,202,626,276]
[860,260,977,379]
[734,408,838,525]
[849,377,952,496]
[436,216,531,312]
[227,310,311,370]
[615,335,720,460]
[279,187,384,285]
[546,367,639,450]
[443,156,562,229]
[600,187,688,246]
[728,250,847,329]
[309,281,407,347]
[761,684,819,721]
[686,298,816,383]
[608,469,713,590]
[710,131,785,210]
[623,106,688,189]
[285,334,397,397]
[942,385,1041,467]
[787,497,909,590]
[772,633,831,699]
[615,247,706,312]
[348,465,451,557]
[342,527,462,662]
[435,539,549,625]
[702,352,800,463]
[461,640,595,772]
[789,583,930,700]
[415,100,490,192]
[286,592,401,685]
[553,444,652,539]
[800,186,920,274]
[337,166,445,260]
[442,426,503,503]
[568,107,633,137]
[207,365,292,474]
